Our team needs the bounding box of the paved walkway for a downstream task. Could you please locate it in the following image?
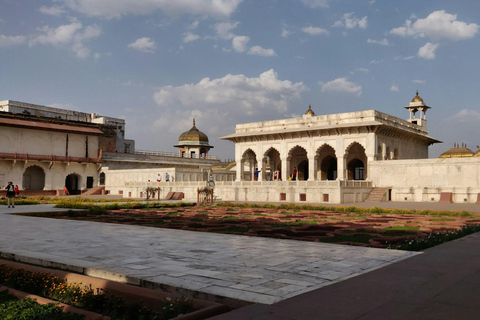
[0,204,415,306]
[211,230,480,320]
[2,201,480,319]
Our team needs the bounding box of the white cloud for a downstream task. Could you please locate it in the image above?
[320,77,362,96]
[281,27,292,38]
[367,38,388,45]
[183,32,200,43]
[214,21,239,40]
[390,85,399,92]
[128,37,156,53]
[0,35,26,47]
[299,0,329,8]
[31,21,83,46]
[153,69,307,116]
[418,42,439,59]
[333,13,367,30]
[302,26,329,36]
[403,55,415,60]
[450,109,480,122]
[39,5,66,16]
[30,20,101,58]
[248,46,276,57]
[412,79,426,84]
[390,10,478,41]
[189,20,199,30]
[232,36,249,52]
[58,0,242,19]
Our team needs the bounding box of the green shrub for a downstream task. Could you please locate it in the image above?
[0,265,194,320]
[387,224,480,251]
[0,291,84,320]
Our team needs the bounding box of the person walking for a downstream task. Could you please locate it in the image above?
[5,181,15,208]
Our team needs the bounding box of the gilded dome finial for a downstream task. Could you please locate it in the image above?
[193,118,195,126]
[305,104,315,115]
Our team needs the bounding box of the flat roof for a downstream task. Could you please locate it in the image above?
[0,117,103,135]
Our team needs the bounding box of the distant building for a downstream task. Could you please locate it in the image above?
[4,94,480,204]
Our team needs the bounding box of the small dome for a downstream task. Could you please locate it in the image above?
[439,143,474,158]
[411,90,424,103]
[305,105,315,116]
[474,146,480,157]
[178,119,209,144]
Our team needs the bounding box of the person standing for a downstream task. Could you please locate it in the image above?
[156,174,162,182]
[14,185,19,196]
[5,181,15,208]
[165,172,170,182]
[292,167,297,181]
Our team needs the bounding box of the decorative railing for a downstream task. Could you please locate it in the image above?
[124,180,372,188]
[0,152,101,163]
[133,149,219,160]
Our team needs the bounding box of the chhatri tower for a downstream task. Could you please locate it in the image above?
[174,119,213,158]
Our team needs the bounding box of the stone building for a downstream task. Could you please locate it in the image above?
[221,93,439,184]
[0,102,107,194]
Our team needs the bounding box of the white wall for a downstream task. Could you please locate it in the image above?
[0,126,99,158]
[369,157,480,202]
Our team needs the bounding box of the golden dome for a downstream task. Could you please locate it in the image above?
[411,90,424,103]
[439,143,474,158]
[305,105,315,115]
[474,146,480,157]
[178,119,209,144]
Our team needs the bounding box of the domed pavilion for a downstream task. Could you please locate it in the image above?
[174,119,213,158]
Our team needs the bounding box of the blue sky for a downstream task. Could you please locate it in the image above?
[1,0,480,159]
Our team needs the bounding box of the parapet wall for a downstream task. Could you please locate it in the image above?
[369,157,480,203]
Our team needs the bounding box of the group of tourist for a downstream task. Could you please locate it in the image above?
[253,167,298,181]
[154,173,173,182]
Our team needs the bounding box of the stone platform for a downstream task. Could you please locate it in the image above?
[0,204,416,307]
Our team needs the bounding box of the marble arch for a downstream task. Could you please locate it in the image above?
[263,147,281,181]
[345,142,367,180]
[241,149,257,181]
[288,145,308,180]
[316,144,337,181]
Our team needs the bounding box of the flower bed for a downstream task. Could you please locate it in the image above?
[0,260,228,320]
[0,289,86,320]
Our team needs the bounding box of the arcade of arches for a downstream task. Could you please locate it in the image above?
[238,142,367,182]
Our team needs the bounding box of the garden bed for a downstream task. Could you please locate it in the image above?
[0,260,228,320]
[18,203,480,250]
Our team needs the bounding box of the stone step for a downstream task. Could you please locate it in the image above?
[365,188,389,202]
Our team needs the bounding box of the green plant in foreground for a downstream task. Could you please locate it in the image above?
[0,290,84,320]
[0,265,194,320]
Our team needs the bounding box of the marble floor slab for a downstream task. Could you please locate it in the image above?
[0,205,418,304]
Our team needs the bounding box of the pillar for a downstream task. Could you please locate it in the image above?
[337,156,346,180]
[308,157,315,181]
[281,158,288,181]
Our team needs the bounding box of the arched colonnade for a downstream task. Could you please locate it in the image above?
[238,142,367,182]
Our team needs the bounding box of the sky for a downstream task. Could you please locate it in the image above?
[1,0,480,160]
